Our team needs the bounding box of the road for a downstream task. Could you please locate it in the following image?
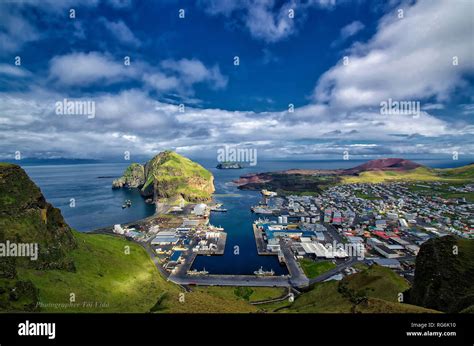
[169,274,291,287]
[279,239,309,288]
[309,257,358,285]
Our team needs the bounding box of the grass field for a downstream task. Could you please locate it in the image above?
[15,231,284,313]
[299,259,336,279]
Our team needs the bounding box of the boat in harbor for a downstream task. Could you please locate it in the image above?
[254,266,275,276]
[122,200,132,209]
[210,207,227,213]
[251,206,275,214]
[261,189,277,197]
[208,224,224,231]
[188,268,209,275]
[210,204,228,212]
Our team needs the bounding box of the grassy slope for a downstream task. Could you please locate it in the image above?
[17,231,178,312]
[260,265,439,313]
[143,151,214,202]
[16,231,283,313]
[299,259,336,279]
[341,165,474,184]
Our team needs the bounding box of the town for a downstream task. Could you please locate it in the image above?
[105,180,473,289]
[250,181,473,285]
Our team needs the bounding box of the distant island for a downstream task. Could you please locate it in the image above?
[112,150,215,206]
[235,158,474,196]
[216,162,243,169]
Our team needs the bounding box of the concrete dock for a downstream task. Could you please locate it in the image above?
[253,223,274,255]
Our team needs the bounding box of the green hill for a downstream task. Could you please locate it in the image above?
[437,163,474,179]
[113,151,215,203]
[341,164,474,184]
[15,232,266,313]
[260,265,439,313]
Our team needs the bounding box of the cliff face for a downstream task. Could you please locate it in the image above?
[0,163,76,271]
[112,163,145,188]
[112,151,215,203]
[408,235,474,313]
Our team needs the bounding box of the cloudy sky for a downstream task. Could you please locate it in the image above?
[0,0,473,161]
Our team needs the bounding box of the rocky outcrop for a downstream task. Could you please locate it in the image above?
[112,163,145,188]
[407,235,474,313]
[112,151,215,204]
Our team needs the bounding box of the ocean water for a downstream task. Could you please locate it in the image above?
[22,158,472,275]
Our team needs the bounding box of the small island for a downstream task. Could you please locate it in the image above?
[112,151,215,208]
[216,162,243,169]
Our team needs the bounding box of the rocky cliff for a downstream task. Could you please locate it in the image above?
[407,235,474,313]
[112,151,215,203]
[112,163,145,188]
[0,163,77,271]
[0,163,78,311]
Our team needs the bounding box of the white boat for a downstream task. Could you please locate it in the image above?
[188,268,209,275]
[251,206,274,214]
[254,266,275,276]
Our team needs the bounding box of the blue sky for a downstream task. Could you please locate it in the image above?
[0,0,473,162]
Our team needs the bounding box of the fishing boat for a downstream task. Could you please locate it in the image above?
[188,268,209,276]
[261,189,277,197]
[211,207,227,212]
[251,206,274,214]
[210,203,227,212]
[254,266,275,276]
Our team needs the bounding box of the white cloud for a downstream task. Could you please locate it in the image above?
[315,0,474,108]
[0,5,40,54]
[0,64,31,77]
[48,52,227,96]
[101,18,141,47]
[1,85,472,160]
[340,21,364,40]
[0,0,100,54]
[201,0,336,43]
[142,72,180,92]
[49,52,134,86]
[160,59,228,90]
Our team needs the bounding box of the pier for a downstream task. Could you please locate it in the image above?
[253,223,274,255]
